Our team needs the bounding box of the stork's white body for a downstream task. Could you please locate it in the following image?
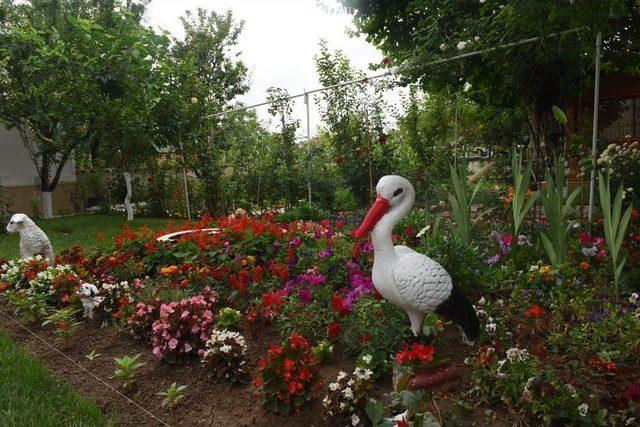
[366,177,453,336]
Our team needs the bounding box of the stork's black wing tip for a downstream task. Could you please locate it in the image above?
[436,285,480,342]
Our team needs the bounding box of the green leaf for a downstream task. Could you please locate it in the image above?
[365,400,385,424]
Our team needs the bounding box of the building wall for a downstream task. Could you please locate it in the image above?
[0,125,77,215]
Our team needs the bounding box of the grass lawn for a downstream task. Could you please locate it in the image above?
[0,331,108,426]
[0,215,169,260]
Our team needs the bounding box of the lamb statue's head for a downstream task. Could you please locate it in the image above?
[78,283,99,298]
[6,213,30,233]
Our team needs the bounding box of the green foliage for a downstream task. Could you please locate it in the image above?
[340,296,410,375]
[158,382,187,408]
[448,162,482,246]
[217,307,242,331]
[5,290,48,323]
[598,172,633,298]
[277,202,331,223]
[340,0,640,149]
[114,353,146,390]
[511,150,538,237]
[41,308,81,347]
[539,157,580,266]
[311,339,333,363]
[333,187,360,212]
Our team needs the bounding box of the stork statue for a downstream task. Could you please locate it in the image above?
[354,175,479,345]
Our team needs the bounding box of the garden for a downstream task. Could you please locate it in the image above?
[1,0,640,426]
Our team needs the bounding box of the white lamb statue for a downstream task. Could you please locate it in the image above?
[5,213,55,264]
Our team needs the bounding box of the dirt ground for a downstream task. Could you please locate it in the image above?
[0,303,500,426]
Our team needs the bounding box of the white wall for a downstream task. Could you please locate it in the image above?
[0,125,76,188]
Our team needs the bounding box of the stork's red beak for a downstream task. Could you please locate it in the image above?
[354,195,390,239]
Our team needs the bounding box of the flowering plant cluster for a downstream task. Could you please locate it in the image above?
[151,287,218,362]
[394,342,436,366]
[0,256,50,292]
[128,298,162,339]
[322,367,374,426]
[24,263,82,306]
[201,329,249,383]
[253,333,321,415]
[98,277,145,319]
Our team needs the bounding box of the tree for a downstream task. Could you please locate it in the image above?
[314,40,393,203]
[266,87,302,207]
[165,9,249,214]
[82,6,170,220]
[339,0,640,154]
[0,0,156,218]
[0,0,95,217]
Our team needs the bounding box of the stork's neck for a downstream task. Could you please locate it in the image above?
[371,189,415,259]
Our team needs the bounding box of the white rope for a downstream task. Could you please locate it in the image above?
[0,307,169,427]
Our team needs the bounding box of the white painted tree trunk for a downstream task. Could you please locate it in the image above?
[123,172,134,221]
[42,191,53,219]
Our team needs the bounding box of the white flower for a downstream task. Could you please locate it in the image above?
[474,36,480,41]
[506,348,519,362]
[337,371,347,381]
[578,403,588,417]
[329,382,340,391]
[477,296,486,306]
[322,396,330,406]
[463,82,472,92]
[361,354,373,364]
[439,43,447,51]
[457,41,467,50]
[630,292,639,304]
[485,322,496,335]
[351,414,360,426]
[342,387,354,400]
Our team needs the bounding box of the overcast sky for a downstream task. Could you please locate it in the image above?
[147,0,387,133]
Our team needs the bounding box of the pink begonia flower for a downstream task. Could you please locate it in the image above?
[198,349,205,357]
[152,346,162,356]
[168,338,179,350]
[181,310,190,319]
[594,236,605,246]
[184,343,192,353]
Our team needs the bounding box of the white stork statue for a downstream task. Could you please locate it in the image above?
[354,175,479,345]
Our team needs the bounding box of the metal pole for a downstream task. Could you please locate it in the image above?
[182,161,191,221]
[305,92,312,207]
[588,31,602,221]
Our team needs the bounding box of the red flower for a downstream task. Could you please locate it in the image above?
[395,342,435,365]
[524,304,544,318]
[502,233,512,246]
[331,294,350,317]
[625,382,640,403]
[579,231,592,245]
[327,322,341,340]
[268,345,283,359]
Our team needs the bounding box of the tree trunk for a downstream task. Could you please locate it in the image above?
[123,171,134,221]
[41,191,53,219]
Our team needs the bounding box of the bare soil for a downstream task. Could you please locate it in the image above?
[0,303,498,426]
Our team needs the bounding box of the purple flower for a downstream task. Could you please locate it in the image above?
[485,254,500,265]
[581,246,598,257]
[318,249,334,260]
[299,288,312,304]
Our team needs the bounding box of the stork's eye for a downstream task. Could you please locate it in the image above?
[393,188,403,197]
